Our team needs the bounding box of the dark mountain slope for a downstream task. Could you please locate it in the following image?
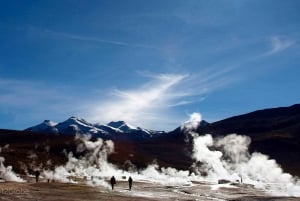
[198,104,300,138]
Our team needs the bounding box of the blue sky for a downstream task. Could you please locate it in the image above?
[0,0,300,131]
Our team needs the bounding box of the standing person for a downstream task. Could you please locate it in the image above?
[34,170,40,183]
[128,176,133,190]
[110,176,116,190]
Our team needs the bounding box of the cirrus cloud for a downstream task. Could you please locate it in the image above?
[86,74,188,130]
[84,70,234,130]
[0,69,234,130]
[265,36,296,56]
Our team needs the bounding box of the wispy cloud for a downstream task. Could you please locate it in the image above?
[265,36,296,56]
[0,69,234,130]
[85,70,234,130]
[0,79,63,106]
[44,29,159,50]
[86,74,187,129]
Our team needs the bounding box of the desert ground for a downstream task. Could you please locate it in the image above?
[0,176,299,201]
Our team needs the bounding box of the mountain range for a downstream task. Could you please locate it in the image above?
[1,103,300,176]
[25,117,165,140]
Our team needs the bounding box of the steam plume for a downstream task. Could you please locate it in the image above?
[182,113,300,196]
[0,145,24,182]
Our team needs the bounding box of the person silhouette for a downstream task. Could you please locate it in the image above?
[34,170,40,183]
[110,176,116,190]
[128,176,133,190]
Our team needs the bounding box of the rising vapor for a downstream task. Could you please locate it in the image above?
[182,113,300,196]
[0,145,24,182]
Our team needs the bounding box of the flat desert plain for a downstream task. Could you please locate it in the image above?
[0,179,299,201]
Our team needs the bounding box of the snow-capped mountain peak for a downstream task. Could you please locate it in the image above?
[107,121,138,132]
[65,116,93,127]
[25,117,163,140]
[55,116,105,135]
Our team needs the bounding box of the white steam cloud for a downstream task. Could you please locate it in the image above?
[183,113,300,197]
[43,135,116,188]
[193,134,300,196]
[181,112,202,133]
[0,145,24,182]
[42,134,191,188]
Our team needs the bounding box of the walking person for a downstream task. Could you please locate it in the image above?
[128,176,133,190]
[110,176,116,190]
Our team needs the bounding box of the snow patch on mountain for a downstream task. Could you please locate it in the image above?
[94,124,123,134]
[107,121,138,132]
[25,117,164,139]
